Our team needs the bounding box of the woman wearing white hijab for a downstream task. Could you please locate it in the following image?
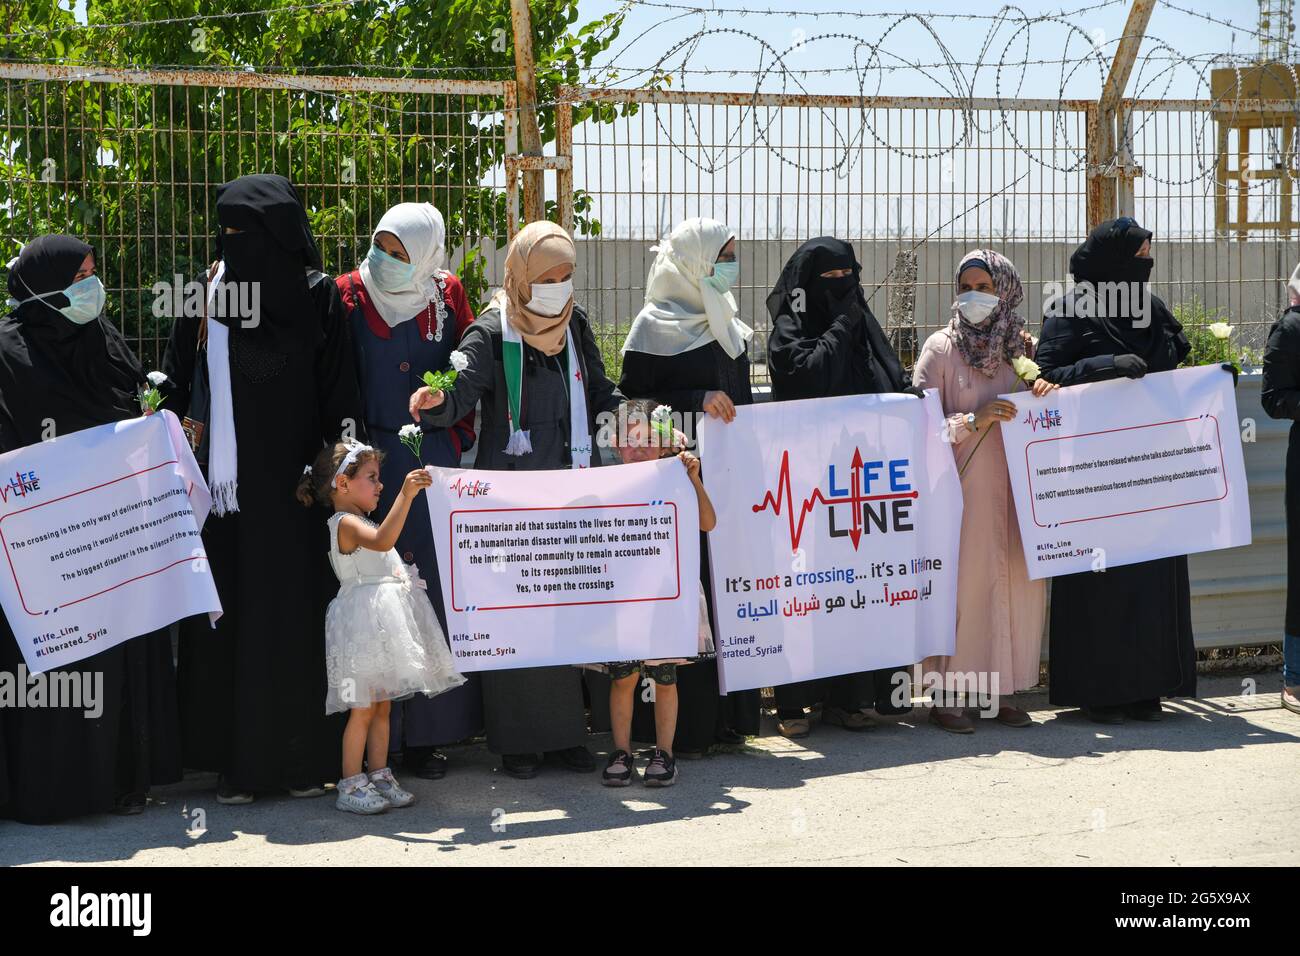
[336,202,484,779]
[612,217,762,754]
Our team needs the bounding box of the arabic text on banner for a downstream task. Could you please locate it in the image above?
[0,410,222,673]
[998,364,1251,580]
[425,458,700,670]
[698,392,963,694]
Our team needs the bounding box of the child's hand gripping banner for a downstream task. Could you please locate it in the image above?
[699,392,963,693]
[0,410,222,673]
[425,458,700,670]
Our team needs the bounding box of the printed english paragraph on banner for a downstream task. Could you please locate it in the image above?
[425,458,700,671]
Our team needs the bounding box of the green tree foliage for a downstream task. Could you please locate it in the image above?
[0,1,626,364]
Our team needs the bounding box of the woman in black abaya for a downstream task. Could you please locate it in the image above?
[0,235,181,822]
[765,237,919,738]
[160,175,363,801]
[1035,217,1199,722]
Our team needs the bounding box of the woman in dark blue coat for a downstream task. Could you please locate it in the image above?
[337,202,483,779]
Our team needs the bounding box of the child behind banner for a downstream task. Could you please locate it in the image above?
[595,400,716,788]
[297,440,465,814]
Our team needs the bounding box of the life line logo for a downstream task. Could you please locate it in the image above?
[1023,408,1063,432]
[448,477,492,499]
[752,447,918,552]
[0,469,41,504]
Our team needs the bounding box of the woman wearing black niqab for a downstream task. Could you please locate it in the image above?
[160,174,363,802]
[0,235,182,823]
[765,237,917,738]
[1035,217,1198,722]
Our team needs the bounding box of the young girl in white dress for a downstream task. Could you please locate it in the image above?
[298,439,465,814]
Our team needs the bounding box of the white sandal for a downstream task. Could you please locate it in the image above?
[335,773,388,815]
[369,767,416,808]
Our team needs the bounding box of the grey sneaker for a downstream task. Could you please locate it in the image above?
[602,749,635,787]
[369,767,416,808]
[335,773,388,815]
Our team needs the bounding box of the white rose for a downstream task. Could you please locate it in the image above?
[449,350,469,372]
[1011,355,1040,382]
[146,370,168,385]
[1208,322,1233,340]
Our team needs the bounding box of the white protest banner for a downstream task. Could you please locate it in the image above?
[425,458,699,670]
[0,410,222,673]
[698,392,963,694]
[998,364,1250,580]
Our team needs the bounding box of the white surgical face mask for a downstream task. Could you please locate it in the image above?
[10,274,106,325]
[528,279,573,317]
[954,289,1000,327]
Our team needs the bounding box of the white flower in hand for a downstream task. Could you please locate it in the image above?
[1208,322,1233,340]
[449,349,469,372]
[398,422,424,460]
[1011,355,1041,383]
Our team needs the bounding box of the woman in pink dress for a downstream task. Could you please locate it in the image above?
[912,249,1056,733]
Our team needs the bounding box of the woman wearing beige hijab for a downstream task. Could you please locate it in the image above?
[410,220,622,777]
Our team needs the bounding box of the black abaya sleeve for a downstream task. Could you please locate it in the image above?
[1263,310,1300,420]
[619,348,707,411]
[576,311,623,416]
[1035,312,1121,386]
[768,310,870,392]
[0,404,19,455]
[311,279,364,441]
[159,313,197,415]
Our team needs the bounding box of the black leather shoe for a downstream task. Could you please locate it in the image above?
[501,753,540,779]
[112,791,147,815]
[1124,699,1164,721]
[714,727,746,746]
[1083,705,1126,724]
[548,745,595,773]
[405,748,448,780]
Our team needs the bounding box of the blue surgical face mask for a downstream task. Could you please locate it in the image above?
[366,244,417,292]
[11,274,106,325]
[705,260,738,293]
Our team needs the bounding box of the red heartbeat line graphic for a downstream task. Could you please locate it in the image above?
[751,448,919,551]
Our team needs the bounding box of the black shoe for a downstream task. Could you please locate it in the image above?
[501,753,540,779]
[601,749,635,787]
[1083,705,1126,724]
[112,791,147,815]
[548,745,595,773]
[406,748,448,780]
[216,776,255,805]
[1124,699,1163,721]
[714,727,746,746]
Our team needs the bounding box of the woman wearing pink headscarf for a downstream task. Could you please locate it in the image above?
[912,250,1056,733]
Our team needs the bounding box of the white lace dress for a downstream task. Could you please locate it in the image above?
[324,512,465,714]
